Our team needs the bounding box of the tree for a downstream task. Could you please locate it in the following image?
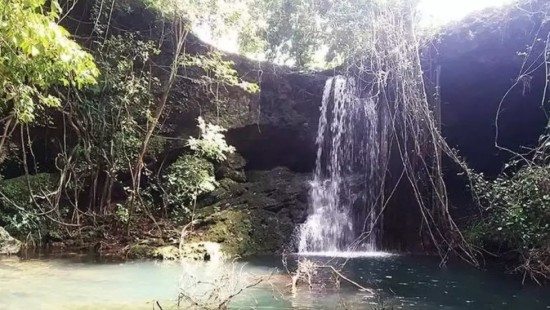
[124,0,259,228]
[0,0,98,152]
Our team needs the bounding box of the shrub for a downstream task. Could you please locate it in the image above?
[473,166,550,250]
[0,173,58,239]
[471,164,550,282]
[160,117,235,217]
[163,155,217,213]
[187,117,235,162]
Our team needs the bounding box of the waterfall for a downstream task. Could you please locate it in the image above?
[298,75,388,253]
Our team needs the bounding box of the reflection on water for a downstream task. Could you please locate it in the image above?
[0,254,549,309]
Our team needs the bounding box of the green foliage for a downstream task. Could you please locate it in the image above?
[162,117,235,215]
[0,0,98,123]
[470,157,550,282]
[61,34,162,212]
[467,148,550,283]
[243,0,326,66]
[187,117,236,162]
[59,3,253,215]
[127,0,265,68]
[163,155,217,211]
[88,34,161,172]
[121,0,417,68]
[0,173,57,238]
[472,165,550,250]
[1,0,253,241]
[138,0,253,38]
[181,52,260,93]
[231,0,423,68]
[115,204,130,224]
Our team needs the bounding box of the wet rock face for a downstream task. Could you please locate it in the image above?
[157,34,328,174]
[192,167,311,257]
[0,227,21,255]
[434,0,550,176]
[165,65,327,173]
[215,153,247,183]
[225,71,327,172]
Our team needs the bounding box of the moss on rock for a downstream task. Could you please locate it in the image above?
[153,245,180,260]
[191,166,310,257]
[192,208,294,257]
[198,178,246,208]
[127,244,156,259]
[129,168,308,259]
[151,244,210,261]
[127,241,224,261]
[177,242,226,261]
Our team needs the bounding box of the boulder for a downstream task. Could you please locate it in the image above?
[193,167,311,257]
[178,242,225,262]
[0,227,22,255]
[127,241,225,261]
[198,178,247,208]
[215,153,247,183]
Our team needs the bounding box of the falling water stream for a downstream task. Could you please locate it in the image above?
[298,76,388,254]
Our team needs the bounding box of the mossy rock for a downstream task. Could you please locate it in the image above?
[192,167,310,257]
[192,208,293,257]
[127,244,156,259]
[198,178,246,208]
[215,153,247,183]
[179,242,223,261]
[153,246,180,260]
[0,227,21,255]
[150,244,210,261]
[127,241,223,261]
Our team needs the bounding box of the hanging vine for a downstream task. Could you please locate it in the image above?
[331,0,480,265]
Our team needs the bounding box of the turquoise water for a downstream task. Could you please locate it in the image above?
[0,254,549,309]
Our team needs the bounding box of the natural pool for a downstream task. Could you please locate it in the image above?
[0,253,549,309]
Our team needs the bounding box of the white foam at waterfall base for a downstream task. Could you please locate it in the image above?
[295,251,394,258]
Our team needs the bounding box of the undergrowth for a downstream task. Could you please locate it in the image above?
[469,154,550,283]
